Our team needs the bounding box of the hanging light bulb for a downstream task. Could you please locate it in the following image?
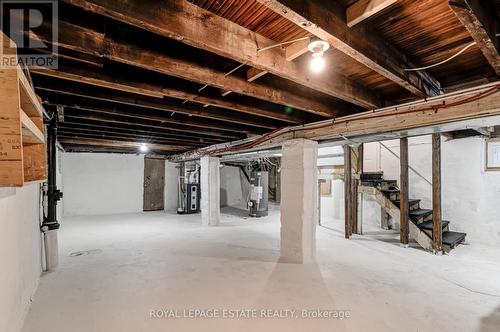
[310,53,326,72]
[139,144,148,153]
[307,39,330,73]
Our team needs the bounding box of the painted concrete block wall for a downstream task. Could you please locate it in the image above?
[0,185,42,332]
[220,165,250,210]
[318,146,345,222]
[62,153,144,216]
[363,136,500,245]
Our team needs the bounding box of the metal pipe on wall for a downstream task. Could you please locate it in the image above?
[41,112,63,271]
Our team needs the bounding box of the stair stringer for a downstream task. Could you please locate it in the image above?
[359,186,434,252]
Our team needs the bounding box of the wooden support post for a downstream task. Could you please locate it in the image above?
[351,144,363,234]
[432,133,443,253]
[343,145,352,239]
[400,137,409,246]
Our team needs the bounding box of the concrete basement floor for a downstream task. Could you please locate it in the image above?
[22,205,500,332]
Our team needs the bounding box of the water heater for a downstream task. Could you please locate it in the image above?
[248,171,269,217]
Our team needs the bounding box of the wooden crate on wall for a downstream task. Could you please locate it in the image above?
[0,33,47,187]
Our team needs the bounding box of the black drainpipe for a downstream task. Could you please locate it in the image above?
[42,112,63,231]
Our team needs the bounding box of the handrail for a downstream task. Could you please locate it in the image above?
[379,142,432,186]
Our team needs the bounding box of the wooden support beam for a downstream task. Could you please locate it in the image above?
[432,133,442,253]
[58,126,211,146]
[172,83,500,161]
[247,67,269,82]
[58,123,215,145]
[256,0,442,97]
[33,77,276,132]
[64,0,382,110]
[399,137,409,245]
[62,113,242,140]
[285,38,311,61]
[449,0,500,76]
[60,120,226,143]
[347,0,398,27]
[246,38,310,83]
[34,20,340,118]
[58,138,189,152]
[343,145,352,239]
[31,65,306,124]
[57,131,206,147]
[474,127,492,136]
[56,99,264,134]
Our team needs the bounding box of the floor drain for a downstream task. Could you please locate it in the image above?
[69,249,102,257]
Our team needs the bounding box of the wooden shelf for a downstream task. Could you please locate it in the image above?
[21,109,45,144]
[0,32,47,187]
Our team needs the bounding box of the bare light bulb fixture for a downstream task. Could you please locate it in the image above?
[139,144,148,153]
[308,39,330,73]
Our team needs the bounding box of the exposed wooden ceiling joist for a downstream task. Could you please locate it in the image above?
[256,0,442,97]
[59,120,228,143]
[58,124,221,145]
[51,100,268,135]
[172,83,500,161]
[32,75,283,132]
[36,19,340,118]
[347,0,398,27]
[62,113,243,140]
[32,66,307,125]
[58,131,207,147]
[449,0,500,76]
[58,138,190,152]
[63,0,382,110]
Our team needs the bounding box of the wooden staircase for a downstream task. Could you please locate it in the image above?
[359,172,466,253]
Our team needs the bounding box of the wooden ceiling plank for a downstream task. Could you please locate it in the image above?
[63,0,382,110]
[347,0,399,28]
[449,0,500,76]
[256,0,442,97]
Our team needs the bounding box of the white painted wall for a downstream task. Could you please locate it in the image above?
[318,146,345,222]
[56,147,64,221]
[62,153,144,216]
[363,136,500,245]
[0,185,42,332]
[220,165,250,210]
[164,161,179,212]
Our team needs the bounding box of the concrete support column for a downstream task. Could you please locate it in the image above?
[280,139,318,264]
[201,156,220,226]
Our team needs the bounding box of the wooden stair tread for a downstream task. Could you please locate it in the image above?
[381,188,400,194]
[409,208,432,217]
[442,231,467,246]
[394,199,421,205]
[418,220,450,230]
